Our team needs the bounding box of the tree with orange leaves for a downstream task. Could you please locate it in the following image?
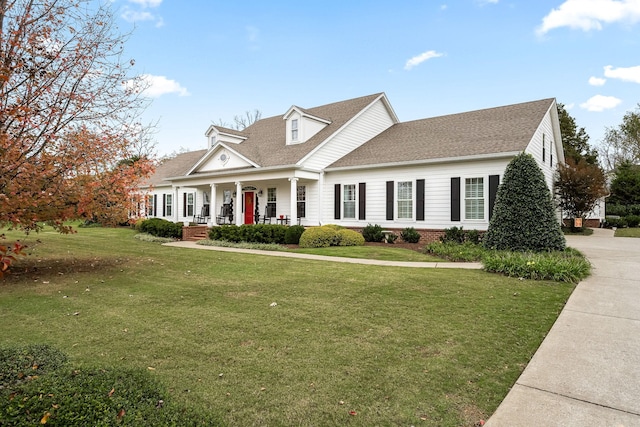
[0,0,155,272]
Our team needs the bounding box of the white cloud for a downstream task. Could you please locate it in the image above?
[565,103,576,110]
[404,50,444,71]
[579,94,622,111]
[604,64,640,83]
[589,76,607,86]
[128,74,190,98]
[476,0,499,5]
[537,0,640,35]
[121,8,155,23]
[127,0,162,7]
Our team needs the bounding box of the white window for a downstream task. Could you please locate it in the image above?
[397,181,413,219]
[291,119,298,141]
[186,193,194,217]
[267,188,276,217]
[297,185,306,218]
[343,184,356,218]
[165,194,172,217]
[147,195,156,216]
[465,178,484,220]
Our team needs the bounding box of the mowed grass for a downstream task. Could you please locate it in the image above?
[290,245,445,262]
[0,226,574,426]
[615,227,640,238]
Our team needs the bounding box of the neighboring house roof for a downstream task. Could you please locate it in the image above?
[329,98,555,169]
[145,149,207,187]
[221,93,385,167]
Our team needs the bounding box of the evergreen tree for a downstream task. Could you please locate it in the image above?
[484,153,565,252]
[557,103,598,164]
[609,161,640,205]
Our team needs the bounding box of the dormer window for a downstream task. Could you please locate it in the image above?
[291,119,299,141]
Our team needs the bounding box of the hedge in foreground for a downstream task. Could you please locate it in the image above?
[208,224,287,244]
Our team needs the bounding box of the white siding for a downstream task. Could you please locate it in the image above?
[301,99,395,171]
[322,159,511,230]
[524,106,561,192]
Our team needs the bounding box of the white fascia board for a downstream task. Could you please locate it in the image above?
[185,142,259,175]
[283,106,331,124]
[166,164,321,183]
[296,93,393,166]
[324,151,522,173]
[547,99,565,165]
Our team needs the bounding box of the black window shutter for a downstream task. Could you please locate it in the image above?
[358,183,366,220]
[183,192,187,217]
[489,175,500,221]
[162,194,166,217]
[152,195,157,217]
[416,179,425,221]
[334,184,341,220]
[451,177,460,222]
[386,181,394,220]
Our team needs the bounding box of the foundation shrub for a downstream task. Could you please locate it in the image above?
[299,226,339,248]
[337,229,365,246]
[400,227,421,243]
[284,225,305,244]
[137,218,183,239]
[361,224,384,242]
[208,224,287,244]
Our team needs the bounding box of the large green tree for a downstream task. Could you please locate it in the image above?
[557,103,598,165]
[484,153,565,252]
[609,161,640,205]
[599,104,640,171]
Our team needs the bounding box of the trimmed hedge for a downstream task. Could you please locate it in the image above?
[208,224,288,244]
[284,225,305,244]
[299,226,364,248]
[137,218,183,239]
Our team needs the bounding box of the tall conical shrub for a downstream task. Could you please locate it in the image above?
[484,153,565,252]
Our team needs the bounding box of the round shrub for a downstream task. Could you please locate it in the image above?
[337,229,365,246]
[284,225,305,244]
[400,227,421,243]
[299,226,339,248]
[362,223,384,242]
[625,215,640,228]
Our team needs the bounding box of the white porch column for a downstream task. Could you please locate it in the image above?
[173,186,180,223]
[318,172,324,226]
[235,181,243,226]
[289,177,298,226]
[210,184,217,226]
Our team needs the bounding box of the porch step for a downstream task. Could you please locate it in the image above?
[185,232,209,241]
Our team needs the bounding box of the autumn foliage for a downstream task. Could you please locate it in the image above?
[0,0,156,272]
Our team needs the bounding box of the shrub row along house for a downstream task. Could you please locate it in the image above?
[140,93,564,238]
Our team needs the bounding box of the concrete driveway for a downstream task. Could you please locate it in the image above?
[486,228,640,426]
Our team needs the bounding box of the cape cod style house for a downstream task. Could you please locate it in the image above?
[140,93,564,237]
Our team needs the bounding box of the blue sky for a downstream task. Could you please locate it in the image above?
[115,0,640,156]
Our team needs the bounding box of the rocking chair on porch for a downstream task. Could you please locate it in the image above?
[193,205,210,224]
[216,204,233,225]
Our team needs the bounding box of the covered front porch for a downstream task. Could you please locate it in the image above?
[175,169,321,228]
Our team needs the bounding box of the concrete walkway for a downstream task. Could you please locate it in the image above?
[486,228,640,426]
[163,240,483,269]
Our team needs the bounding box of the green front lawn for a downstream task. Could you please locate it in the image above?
[290,245,445,262]
[0,226,574,426]
[615,227,640,238]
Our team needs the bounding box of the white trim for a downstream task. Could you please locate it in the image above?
[296,93,398,166]
[185,142,260,175]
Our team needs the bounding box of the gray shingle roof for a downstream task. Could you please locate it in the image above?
[329,98,555,168]
[226,93,384,167]
[145,149,207,187]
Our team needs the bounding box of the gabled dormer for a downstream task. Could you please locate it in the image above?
[205,125,248,149]
[283,106,331,145]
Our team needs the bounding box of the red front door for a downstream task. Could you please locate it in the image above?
[244,192,254,224]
